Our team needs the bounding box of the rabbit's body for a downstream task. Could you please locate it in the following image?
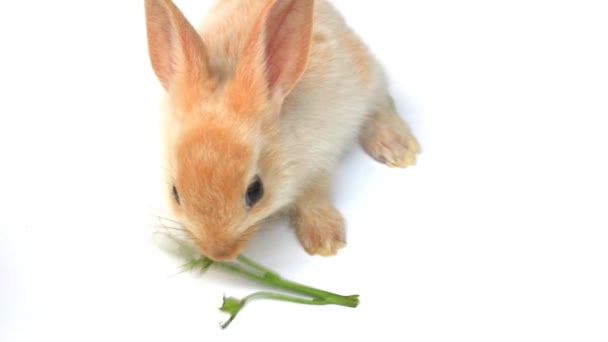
[146,0,419,260]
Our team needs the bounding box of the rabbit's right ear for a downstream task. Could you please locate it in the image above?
[144,0,210,92]
[228,0,314,113]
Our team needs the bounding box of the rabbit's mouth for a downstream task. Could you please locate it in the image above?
[200,226,258,262]
[195,239,247,262]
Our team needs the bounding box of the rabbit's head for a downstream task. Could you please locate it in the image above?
[145,0,313,260]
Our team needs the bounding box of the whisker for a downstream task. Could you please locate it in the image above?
[153,231,192,242]
[150,224,186,232]
[166,268,191,278]
[153,215,184,227]
[153,230,195,243]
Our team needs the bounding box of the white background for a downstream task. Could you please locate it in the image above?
[1,0,607,341]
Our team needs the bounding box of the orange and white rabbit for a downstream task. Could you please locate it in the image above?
[144,0,419,261]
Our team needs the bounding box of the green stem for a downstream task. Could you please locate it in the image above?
[267,274,359,307]
[220,292,331,329]
[236,255,279,278]
[212,261,358,308]
[242,291,330,306]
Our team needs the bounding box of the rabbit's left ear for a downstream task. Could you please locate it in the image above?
[229,0,315,111]
[144,0,211,93]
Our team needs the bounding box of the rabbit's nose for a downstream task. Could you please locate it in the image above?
[207,250,238,262]
[205,241,246,262]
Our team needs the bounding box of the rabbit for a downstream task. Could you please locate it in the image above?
[144,0,420,261]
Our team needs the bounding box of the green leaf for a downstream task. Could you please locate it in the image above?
[198,257,214,271]
[182,256,214,274]
[219,296,243,329]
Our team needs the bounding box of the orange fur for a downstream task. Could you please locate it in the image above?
[168,115,268,259]
[145,0,419,260]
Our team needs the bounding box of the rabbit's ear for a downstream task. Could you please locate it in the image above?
[230,0,314,110]
[144,0,210,92]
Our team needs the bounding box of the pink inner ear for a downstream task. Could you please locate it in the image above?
[146,0,177,90]
[262,0,313,97]
[145,0,210,92]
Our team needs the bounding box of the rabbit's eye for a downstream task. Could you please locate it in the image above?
[172,185,181,205]
[245,176,264,207]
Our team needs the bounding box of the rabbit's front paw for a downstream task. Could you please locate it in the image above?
[291,204,346,256]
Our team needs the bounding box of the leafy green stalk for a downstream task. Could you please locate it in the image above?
[159,234,359,328]
[210,257,359,307]
[186,255,359,328]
